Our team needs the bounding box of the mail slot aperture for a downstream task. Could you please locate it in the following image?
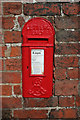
[28,38,48,41]
[28,38,48,43]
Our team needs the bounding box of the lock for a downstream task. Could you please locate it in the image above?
[22,17,55,98]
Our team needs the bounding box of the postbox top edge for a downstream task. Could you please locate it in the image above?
[22,17,55,36]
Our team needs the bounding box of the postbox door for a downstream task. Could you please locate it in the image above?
[22,46,53,98]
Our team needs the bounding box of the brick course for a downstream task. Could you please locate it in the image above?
[76,96,80,107]
[2,85,12,96]
[5,59,21,71]
[2,17,15,29]
[14,85,21,95]
[2,72,21,83]
[59,97,75,107]
[56,31,80,42]
[4,31,22,43]
[54,68,66,80]
[23,3,61,16]
[14,110,48,119]
[2,46,21,57]
[2,97,22,108]
[55,56,78,67]
[62,3,80,15]
[55,43,79,55]
[0,2,2,15]
[55,16,80,29]
[49,108,78,119]
[18,16,25,28]
[67,68,78,79]
[24,96,58,107]
[55,80,79,96]
[3,2,22,15]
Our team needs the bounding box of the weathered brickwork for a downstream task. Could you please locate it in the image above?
[24,96,58,107]
[62,3,80,15]
[4,31,22,43]
[55,16,80,29]
[1,1,80,119]
[56,30,80,42]
[3,2,22,15]
[23,3,61,15]
[49,108,78,119]
[2,17,15,29]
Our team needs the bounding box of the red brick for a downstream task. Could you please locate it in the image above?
[0,97,2,108]
[14,110,48,119]
[2,46,7,57]
[10,46,21,57]
[55,80,79,96]
[54,68,66,80]
[0,85,2,95]
[0,2,2,15]
[55,43,79,55]
[2,46,21,57]
[49,108,78,118]
[62,3,80,15]
[14,85,21,95]
[1,85,12,96]
[79,68,80,79]
[56,31,80,42]
[2,72,21,83]
[5,59,21,71]
[0,34,3,43]
[59,97,74,107]
[0,60,2,71]
[0,60,3,71]
[0,72,2,83]
[24,96,58,107]
[2,110,12,119]
[0,96,2,107]
[4,31,22,43]
[55,56,78,67]
[2,97,22,108]
[75,96,80,107]
[23,3,61,16]
[55,16,80,29]
[3,2,22,15]
[0,29,2,34]
[2,17,15,29]
[0,17,2,29]
[67,68,78,79]
[0,46,2,57]
[18,16,25,28]
[0,30,2,36]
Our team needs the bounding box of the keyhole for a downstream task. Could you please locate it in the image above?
[27,66,29,69]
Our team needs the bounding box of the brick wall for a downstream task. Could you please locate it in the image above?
[1,1,80,119]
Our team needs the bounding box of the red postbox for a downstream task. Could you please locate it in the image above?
[22,17,55,98]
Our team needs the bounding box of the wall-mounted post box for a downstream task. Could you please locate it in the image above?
[22,17,55,98]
